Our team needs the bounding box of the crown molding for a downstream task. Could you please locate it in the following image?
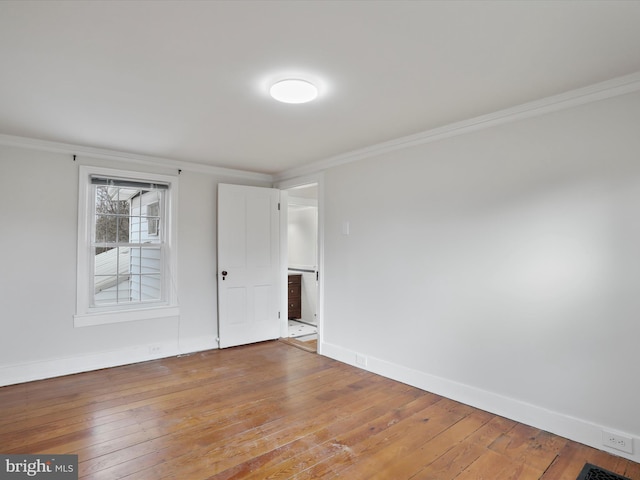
[0,133,274,183]
[275,71,640,181]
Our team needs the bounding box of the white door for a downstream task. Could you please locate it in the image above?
[217,184,281,348]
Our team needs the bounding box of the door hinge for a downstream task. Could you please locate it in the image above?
[278,202,281,211]
[278,311,281,319]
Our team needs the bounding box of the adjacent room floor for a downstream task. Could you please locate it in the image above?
[284,319,318,352]
[287,319,317,340]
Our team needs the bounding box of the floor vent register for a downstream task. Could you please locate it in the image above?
[576,463,632,480]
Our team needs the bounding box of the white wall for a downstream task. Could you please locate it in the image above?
[0,144,270,385]
[321,91,640,461]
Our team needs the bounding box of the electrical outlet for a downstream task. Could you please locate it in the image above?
[149,345,162,355]
[602,430,633,454]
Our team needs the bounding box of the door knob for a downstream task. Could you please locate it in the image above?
[221,270,228,280]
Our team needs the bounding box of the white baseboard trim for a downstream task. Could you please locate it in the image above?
[0,338,218,387]
[320,341,639,463]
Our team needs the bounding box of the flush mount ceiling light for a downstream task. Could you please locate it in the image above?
[269,79,318,104]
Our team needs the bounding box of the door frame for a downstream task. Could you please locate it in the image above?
[275,173,324,354]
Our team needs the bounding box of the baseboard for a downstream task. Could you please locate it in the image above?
[0,338,216,387]
[320,341,640,463]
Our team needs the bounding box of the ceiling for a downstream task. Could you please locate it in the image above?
[1,1,640,175]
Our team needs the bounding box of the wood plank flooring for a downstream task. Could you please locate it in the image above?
[1,340,638,480]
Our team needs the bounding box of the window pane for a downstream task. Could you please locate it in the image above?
[94,275,118,305]
[129,247,141,275]
[95,186,110,213]
[140,247,161,274]
[94,246,118,275]
[129,275,142,302]
[116,189,134,214]
[95,215,108,244]
[94,275,133,306]
[129,214,141,243]
[96,186,129,215]
[130,274,162,301]
[142,275,162,301]
[95,214,118,243]
[117,216,129,243]
[130,247,162,275]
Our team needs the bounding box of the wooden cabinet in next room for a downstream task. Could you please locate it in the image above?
[288,274,301,319]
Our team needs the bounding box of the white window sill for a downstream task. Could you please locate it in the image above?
[74,305,180,327]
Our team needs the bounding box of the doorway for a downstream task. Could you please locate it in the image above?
[282,182,320,352]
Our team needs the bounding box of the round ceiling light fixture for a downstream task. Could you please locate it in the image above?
[269,79,318,104]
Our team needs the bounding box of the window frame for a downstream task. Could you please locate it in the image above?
[75,165,179,327]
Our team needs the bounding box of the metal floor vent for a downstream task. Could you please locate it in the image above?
[576,463,631,480]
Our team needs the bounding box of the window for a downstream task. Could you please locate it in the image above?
[75,166,179,326]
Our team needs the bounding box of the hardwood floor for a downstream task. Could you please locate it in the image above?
[1,341,638,480]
